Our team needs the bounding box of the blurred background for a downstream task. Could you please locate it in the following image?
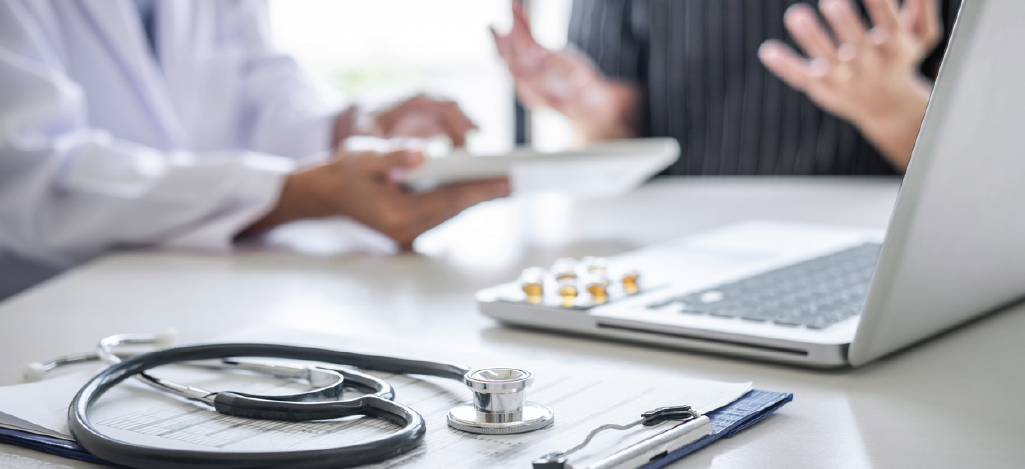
[268,0,575,154]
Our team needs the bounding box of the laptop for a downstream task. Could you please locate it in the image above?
[476,0,1025,368]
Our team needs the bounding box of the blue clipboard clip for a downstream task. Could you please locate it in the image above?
[533,406,712,469]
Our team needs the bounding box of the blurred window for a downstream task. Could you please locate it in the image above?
[268,0,573,153]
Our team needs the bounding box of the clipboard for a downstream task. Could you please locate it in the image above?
[532,389,791,469]
[0,389,791,468]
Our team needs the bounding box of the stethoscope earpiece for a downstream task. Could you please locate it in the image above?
[19,362,47,383]
[151,328,178,348]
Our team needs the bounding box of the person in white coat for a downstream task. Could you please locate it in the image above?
[0,0,510,299]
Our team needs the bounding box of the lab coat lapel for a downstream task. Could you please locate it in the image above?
[75,0,188,148]
[157,0,208,139]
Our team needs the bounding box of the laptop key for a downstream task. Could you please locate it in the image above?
[771,317,804,327]
[740,310,778,322]
[806,318,833,330]
[708,308,745,318]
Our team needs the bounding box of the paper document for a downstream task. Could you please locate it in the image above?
[0,369,104,440]
[0,334,751,468]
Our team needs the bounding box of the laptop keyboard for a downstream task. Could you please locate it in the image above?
[646,243,882,330]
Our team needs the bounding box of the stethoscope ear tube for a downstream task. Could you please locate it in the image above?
[68,343,441,469]
[212,393,408,423]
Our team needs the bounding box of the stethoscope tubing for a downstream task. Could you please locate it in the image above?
[68,343,469,469]
[38,350,354,405]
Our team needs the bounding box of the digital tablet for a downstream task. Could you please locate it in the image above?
[403,138,680,196]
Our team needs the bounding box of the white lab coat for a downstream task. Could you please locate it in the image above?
[0,0,340,298]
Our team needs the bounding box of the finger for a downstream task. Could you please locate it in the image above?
[355,149,424,177]
[399,94,450,116]
[444,100,477,129]
[899,0,922,30]
[759,40,822,91]
[383,98,476,145]
[508,2,547,69]
[920,0,939,24]
[373,97,412,132]
[918,0,941,38]
[403,93,432,110]
[819,0,868,50]
[491,26,512,61]
[864,0,901,51]
[784,4,839,63]
[496,32,542,86]
[386,120,447,141]
[442,102,477,148]
[920,0,942,49]
[865,0,900,31]
[509,0,535,48]
[407,178,511,235]
[511,0,531,29]
[376,95,434,134]
[900,0,941,51]
[491,27,524,72]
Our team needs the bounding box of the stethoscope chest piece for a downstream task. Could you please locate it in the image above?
[447,368,554,435]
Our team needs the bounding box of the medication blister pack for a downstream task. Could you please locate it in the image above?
[509,257,643,310]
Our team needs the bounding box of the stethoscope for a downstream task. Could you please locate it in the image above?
[23,331,554,469]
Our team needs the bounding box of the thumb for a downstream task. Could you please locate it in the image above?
[491,25,508,49]
[512,0,531,29]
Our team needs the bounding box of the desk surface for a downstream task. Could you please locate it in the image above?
[1,178,1022,468]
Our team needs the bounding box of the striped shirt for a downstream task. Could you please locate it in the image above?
[568,0,961,175]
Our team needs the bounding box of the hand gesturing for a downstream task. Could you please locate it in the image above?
[491,1,638,142]
[759,0,941,169]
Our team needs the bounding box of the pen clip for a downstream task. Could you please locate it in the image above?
[640,406,700,426]
[533,405,705,469]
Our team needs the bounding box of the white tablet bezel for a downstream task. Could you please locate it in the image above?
[403,138,680,194]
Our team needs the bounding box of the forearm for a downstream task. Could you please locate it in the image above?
[1,141,291,264]
[237,169,334,237]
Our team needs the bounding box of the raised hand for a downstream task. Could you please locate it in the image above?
[491,1,638,142]
[759,0,942,170]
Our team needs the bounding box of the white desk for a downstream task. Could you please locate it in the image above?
[1,178,1022,468]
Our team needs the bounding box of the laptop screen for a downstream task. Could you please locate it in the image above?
[849,0,1025,366]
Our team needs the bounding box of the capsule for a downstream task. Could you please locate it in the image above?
[622,270,641,295]
[519,268,545,304]
[582,256,607,275]
[551,258,577,281]
[585,275,609,305]
[557,278,578,308]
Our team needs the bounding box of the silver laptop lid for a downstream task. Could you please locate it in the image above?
[849,0,1025,366]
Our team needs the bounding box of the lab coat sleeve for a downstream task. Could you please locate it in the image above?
[0,3,292,268]
[232,0,342,160]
